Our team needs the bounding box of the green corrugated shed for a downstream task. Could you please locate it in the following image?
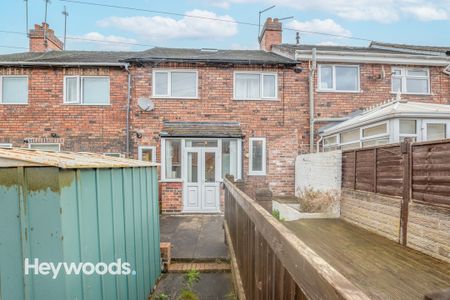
[0,148,161,300]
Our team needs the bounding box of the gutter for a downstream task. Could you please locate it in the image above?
[295,50,450,66]
[0,61,128,67]
[122,57,297,66]
[308,48,317,153]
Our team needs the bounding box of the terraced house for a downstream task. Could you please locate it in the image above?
[1,19,449,213]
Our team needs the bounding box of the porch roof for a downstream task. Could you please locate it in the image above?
[160,122,244,138]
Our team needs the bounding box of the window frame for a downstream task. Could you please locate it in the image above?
[323,134,340,151]
[0,75,29,104]
[0,143,13,148]
[63,75,110,105]
[391,67,430,95]
[152,69,199,99]
[249,137,267,176]
[138,146,157,163]
[398,119,418,142]
[318,64,360,93]
[161,138,183,182]
[28,143,61,152]
[233,71,278,101]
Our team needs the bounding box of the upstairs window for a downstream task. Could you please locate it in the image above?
[153,70,198,98]
[1,76,28,104]
[234,72,277,100]
[64,76,110,105]
[391,67,429,94]
[318,65,359,92]
[249,137,266,176]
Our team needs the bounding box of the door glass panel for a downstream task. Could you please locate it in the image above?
[204,152,216,183]
[185,140,218,147]
[222,140,238,178]
[427,123,446,141]
[187,152,198,183]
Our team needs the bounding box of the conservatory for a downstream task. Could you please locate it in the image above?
[320,99,450,151]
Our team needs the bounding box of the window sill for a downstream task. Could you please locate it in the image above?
[152,96,199,100]
[389,92,431,96]
[63,103,111,106]
[0,102,28,105]
[248,173,266,176]
[159,179,183,183]
[317,90,361,94]
[233,98,279,101]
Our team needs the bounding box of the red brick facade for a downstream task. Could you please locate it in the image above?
[0,67,128,152]
[1,61,448,212]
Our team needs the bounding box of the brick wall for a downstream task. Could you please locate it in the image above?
[160,182,183,213]
[311,64,450,138]
[341,189,401,242]
[0,67,128,153]
[130,62,308,211]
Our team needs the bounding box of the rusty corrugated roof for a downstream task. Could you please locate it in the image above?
[0,148,158,169]
[160,122,244,138]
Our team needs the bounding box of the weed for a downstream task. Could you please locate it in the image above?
[272,209,284,221]
[296,187,339,213]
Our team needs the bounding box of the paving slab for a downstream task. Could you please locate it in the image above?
[160,215,229,260]
[152,273,235,300]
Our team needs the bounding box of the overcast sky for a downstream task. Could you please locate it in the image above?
[1,0,449,53]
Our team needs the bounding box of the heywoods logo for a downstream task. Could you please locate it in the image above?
[24,258,136,279]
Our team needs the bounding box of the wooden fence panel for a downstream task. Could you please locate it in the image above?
[412,141,450,206]
[224,178,369,300]
[342,140,450,206]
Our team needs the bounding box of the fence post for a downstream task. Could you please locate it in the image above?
[373,148,377,193]
[353,150,357,190]
[400,141,412,246]
[255,188,273,212]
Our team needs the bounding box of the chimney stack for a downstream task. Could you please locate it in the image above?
[259,17,282,52]
[29,23,64,52]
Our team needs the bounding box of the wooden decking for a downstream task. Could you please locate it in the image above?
[284,219,450,300]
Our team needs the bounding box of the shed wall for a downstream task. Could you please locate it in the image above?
[0,166,160,300]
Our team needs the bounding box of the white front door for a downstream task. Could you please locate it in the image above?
[183,148,220,213]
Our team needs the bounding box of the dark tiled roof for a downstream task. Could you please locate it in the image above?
[0,50,135,65]
[0,47,296,66]
[123,47,297,65]
[160,122,243,138]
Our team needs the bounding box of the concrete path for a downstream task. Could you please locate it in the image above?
[160,215,229,260]
[152,273,234,300]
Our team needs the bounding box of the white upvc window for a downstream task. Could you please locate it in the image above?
[360,122,389,148]
[138,146,156,163]
[391,67,430,95]
[234,72,277,100]
[323,134,339,152]
[399,119,418,142]
[162,139,182,180]
[0,76,28,104]
[249,137,266,176]
[28,143,61,152]
[340,129,360,150]
[318,65,360,92]
[152,70,198,99]
[64,76,110,105]
[0,143,12,148]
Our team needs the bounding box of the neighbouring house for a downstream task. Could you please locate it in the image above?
[0,19,449,213]
[319,97,450,151]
